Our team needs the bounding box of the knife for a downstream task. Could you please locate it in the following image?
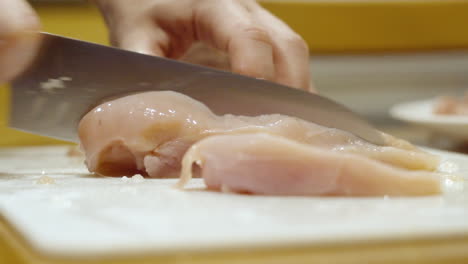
[10,32,384,145]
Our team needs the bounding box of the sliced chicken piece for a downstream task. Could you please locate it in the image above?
[434,96,458,115]
[78,91,441,196]
[79,91,217,177]
[434,91,468,116]
[179,133,441,196]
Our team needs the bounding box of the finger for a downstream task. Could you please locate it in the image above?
[0,0,39,33]
[93,0,166,56]
[194,0,275,80]
[253,7,313,91]
[180,42,230,70]
[138,3,195,59]
[112,21,169,57]
[0,0,41,83]
[101,0,195,59]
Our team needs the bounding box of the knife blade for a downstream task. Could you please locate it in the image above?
[10,32,384,145]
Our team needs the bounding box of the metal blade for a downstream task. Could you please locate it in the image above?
[10,32,384,145]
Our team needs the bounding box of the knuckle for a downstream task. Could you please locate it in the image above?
[238,25,272,44]
[283,33,308,51]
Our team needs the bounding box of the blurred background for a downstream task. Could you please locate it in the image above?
[1,0,468,146]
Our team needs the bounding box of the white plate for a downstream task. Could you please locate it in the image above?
[390,99,468,140]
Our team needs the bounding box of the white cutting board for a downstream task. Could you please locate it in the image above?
[0,145,467,258]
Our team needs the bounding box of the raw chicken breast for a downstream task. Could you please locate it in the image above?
[79,91,217,177]
[79,91,441,196]
[433,91,468,116]
[179,133,440,196]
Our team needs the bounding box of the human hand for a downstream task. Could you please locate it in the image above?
[0,0,41,84]
[94,0,312,91]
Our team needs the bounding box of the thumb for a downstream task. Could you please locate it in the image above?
[0,0,41,84]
